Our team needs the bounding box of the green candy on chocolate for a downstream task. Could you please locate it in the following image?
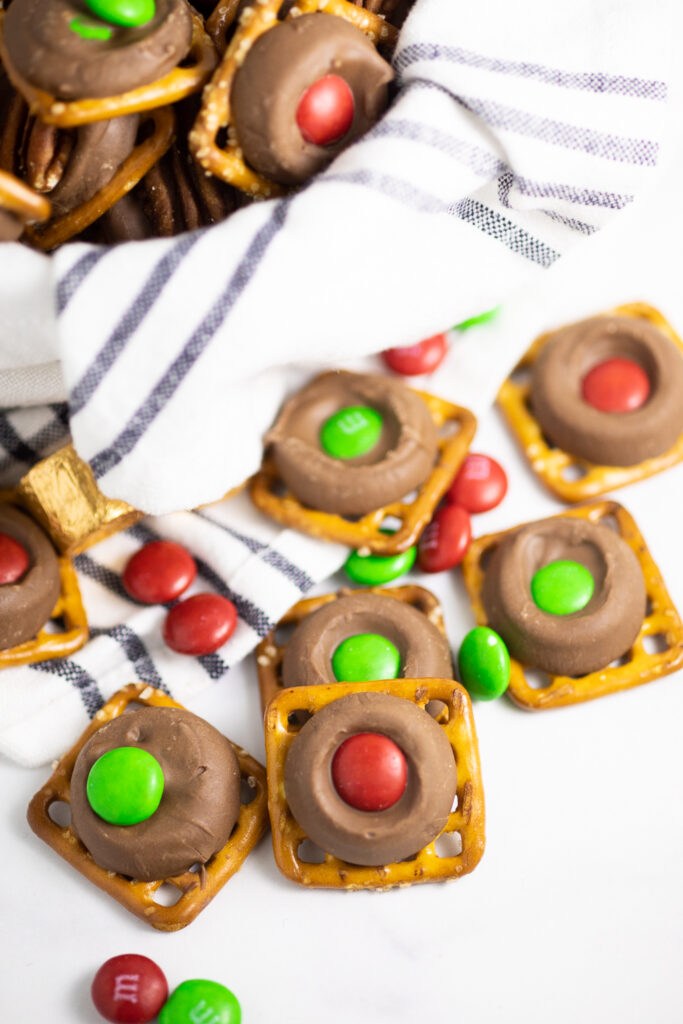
[344,544,417,586]
[86,746,164,826]
[332,633,401,682]
[83,0,156,28]
[458,626,510,700]
[320,405,383,460]
[159,980,241,1024]
[531,559,594,616]
[69,15,113,39]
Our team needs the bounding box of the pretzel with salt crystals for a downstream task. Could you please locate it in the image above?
[250,375,476,554]
[461,499,683,711]
[190,0,398,198]
[264,676,485,889]
[0,9,217,128]
[27,684,269,931]
[497,302,683,503]
[0,168,50,225]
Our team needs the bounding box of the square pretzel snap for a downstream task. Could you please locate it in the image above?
[461,500,683,710]
[27,684,269,931]
[497,303,683,503]
[255,583,449,713]
[264,677,485,890]
[250,375,476,554]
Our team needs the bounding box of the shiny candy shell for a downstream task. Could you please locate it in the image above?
[332,633,401,682]
[458,626,510,700]
[343,544,417,585]
[123,540,196,604]
[381,333,448,376]
[332,732,408,811]
[320,405,383,459]
[417,505,471,573]
[163,593,237,656]
[581,357,651,413]
[296,74,355,147]
[86,747,164,826]
[447,453,508,514]
[531,559,595,616]
[159,980,241,1024]
[0,531,29,584]
[84,0,156,27]
[91,954,168,1024]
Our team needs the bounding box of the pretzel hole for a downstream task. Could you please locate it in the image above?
[425,699,449,722]
[597,514,620,533]
[478,544,498,572]
[642,633,668,655]
[240,775,258,805]
[380,514,403,533]
[560,463,588,482]
[152,882,183,906]
[287,709,313,730]
[434,831,462,858]
[645,596,654,616]
[509,366,531,387]
[273,622,298,646]
[297,839,326,863]
[47,799,71,828]
[608,652,631,668]
[450,792,459,813]
[399,851,419,863]
[437,419,461,440]
[400,489,419,505]
[525,669,553,690]
[43,615,67,634]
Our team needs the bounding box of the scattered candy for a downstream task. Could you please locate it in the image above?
[296,74,355,146]
[458,626,510,700]
[159,980,241,1024]
[163,593,237,656]
[123,540,196,604]
[381,333,448,376]
[343,544,417,585]
[581,357,650,413]
[84,0,156,27]
[0,531,29,584]
[453,306,500,332]
[530,560,594,616]
[332,732,407,811]
[69,15,114,38]
[417,505,471,573]
[320,405,383,459]
[92,954,168,1024]
[332,633,401,682]
[86,747,164,826]
[447,453,508,514]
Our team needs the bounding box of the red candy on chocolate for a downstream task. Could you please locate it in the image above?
[296,74,355,146]
[332,732,407,811]
[417,504,471,573]
[382,333,448,376]
[91,954,168,1023]
[0,531,29,584]
[447,453,508,513]
[163,593,237,655]
[123,541,196,604]
[581,357,651,413]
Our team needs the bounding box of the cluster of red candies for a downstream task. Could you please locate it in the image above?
[122,542,237,657]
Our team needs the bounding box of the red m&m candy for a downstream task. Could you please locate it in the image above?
[296,74,354,146]
[123,541,196,604]
[447,453,508,513]
[91,954,168,1023]
[417,504,471,573]
[332,732,407,811]
[581,357,650,412]
[382,333,448,376]
[0,532,29,584]
[163,593,237,656]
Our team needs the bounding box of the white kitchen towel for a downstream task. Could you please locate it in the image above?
[0,0,678,514]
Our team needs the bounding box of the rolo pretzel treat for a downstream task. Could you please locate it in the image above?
[0,502,61,649]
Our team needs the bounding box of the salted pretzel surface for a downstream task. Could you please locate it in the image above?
[0,167,50,223]
[497,303,683,502]
[461,500,683,710]
[0,9,217,128]
[255,583,449,713]
[264,677,485,889]
[190,0,398,197]
[27,683,269,931]
[250,377,477,553]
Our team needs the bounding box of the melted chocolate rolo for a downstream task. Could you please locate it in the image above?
[281,592,453,687]
[230,13,393,186]
[70,706,241,881]
[284,691,457,865]
[481,516,646,677]
[531,316,683,465]
[0,504,60,649]
[266,372,439,517]
[4,0,193,100]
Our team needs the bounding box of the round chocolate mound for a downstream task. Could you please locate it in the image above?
[70,706,241,881]
[481,516,646,677]
[231,13,393,186]
[0,504,61,649]
[531,316,683,466]
[281,591,453,687]
[266,372,439,517]
[4,0,193,100]
[284,691,457,865]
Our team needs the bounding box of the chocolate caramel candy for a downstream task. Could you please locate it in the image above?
[0,504,60,649]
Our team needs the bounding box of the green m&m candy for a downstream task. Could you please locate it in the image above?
[530,560,594,616]
[159,980,241,1024]
[344,544,417,586]
[84,0,156,28]
[332,633,401,682]
[69,15,113,38]
[453,306,501,332]
[320,406,383,459]
[458,626,510,700]
[86,746,164,826]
